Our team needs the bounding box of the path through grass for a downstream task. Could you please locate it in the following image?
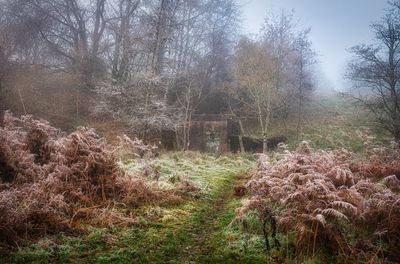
[161,170,243,263]
[2,153,269,264]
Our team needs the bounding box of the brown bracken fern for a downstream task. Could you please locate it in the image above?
[237,141,400,262]
[0,112,186,247]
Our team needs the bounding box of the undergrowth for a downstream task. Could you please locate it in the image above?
[237,141,400,263]
[1,137,256,263]
[2,111,399,263]
[0,112,196,248]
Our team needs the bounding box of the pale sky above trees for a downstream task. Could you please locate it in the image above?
[238,0,387,91]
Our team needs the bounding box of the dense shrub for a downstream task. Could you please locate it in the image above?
[0,112,183,246]
[237,141,400,262]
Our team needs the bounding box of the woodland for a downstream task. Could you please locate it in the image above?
[0,0,400,263]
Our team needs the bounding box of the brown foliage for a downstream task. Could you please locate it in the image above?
[352,143,400,182]
[234,185,246,197]
[238,141,400,261]
[116,135,158,159]
[0,112,182,246]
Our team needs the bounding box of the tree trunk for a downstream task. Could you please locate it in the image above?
[262,134,268,153]
[296,94,303,141]
[151,0,169,75]
[238,119,245,153]
[186,111,192,150]
[239,135,245,153]
[296,51,304,141]
[182,104,190,151]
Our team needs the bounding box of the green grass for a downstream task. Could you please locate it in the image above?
[239,94,392,153]
[121,151,254,193]
[4,146,389,263]
[2,152,267,264]
[285,95,390,152]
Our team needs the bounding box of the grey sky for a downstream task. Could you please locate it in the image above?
[238,0,388,91]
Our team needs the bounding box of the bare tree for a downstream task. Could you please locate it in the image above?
[233,37,279,153]
[0,0,240,146]
[291,29,316,139]
[109,0,140,81]
[2,0,110,119]
[173,73,204,150]
[7,0,108,80]
[228,11,316,151]
[347,5,400,141]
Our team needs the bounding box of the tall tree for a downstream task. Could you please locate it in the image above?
[233,37,279,153]
[7,0,108,82]
[347,3,400,141]
[291,29,316,139]
[230,11,316,151]
[109,0,141,81]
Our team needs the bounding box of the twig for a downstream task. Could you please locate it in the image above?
[17,87,27,115]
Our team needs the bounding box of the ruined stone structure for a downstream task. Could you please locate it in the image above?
[161,114,287,153]
[188,114,229,153]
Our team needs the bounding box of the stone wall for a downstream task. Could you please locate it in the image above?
[189,115,229,153]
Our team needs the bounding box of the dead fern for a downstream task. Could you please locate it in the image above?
[238,141,400,261]
[0,112,187,246]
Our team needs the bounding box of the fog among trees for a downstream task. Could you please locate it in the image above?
[0,0,319,152]
[2,1,400,263]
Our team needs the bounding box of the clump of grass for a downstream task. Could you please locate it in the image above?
[122,151,254,194]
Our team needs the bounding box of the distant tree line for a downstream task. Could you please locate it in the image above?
[0,1,317,152]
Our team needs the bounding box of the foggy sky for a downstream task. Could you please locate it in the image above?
[238,0,388,91]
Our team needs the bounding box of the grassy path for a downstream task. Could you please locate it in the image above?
[3,154,268,264]
[162,171,240,263]
[105,166,265,264]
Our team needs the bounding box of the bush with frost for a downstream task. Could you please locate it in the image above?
[237,141,400,261]
[0,112,187,245]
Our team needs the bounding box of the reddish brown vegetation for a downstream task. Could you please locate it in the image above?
[353,143,400,181]
[237,141,400,262]
[0,112,183,246]
[234,185,247,197]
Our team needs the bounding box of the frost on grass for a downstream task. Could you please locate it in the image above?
[122,151,253,195]
[237,141,400,262]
